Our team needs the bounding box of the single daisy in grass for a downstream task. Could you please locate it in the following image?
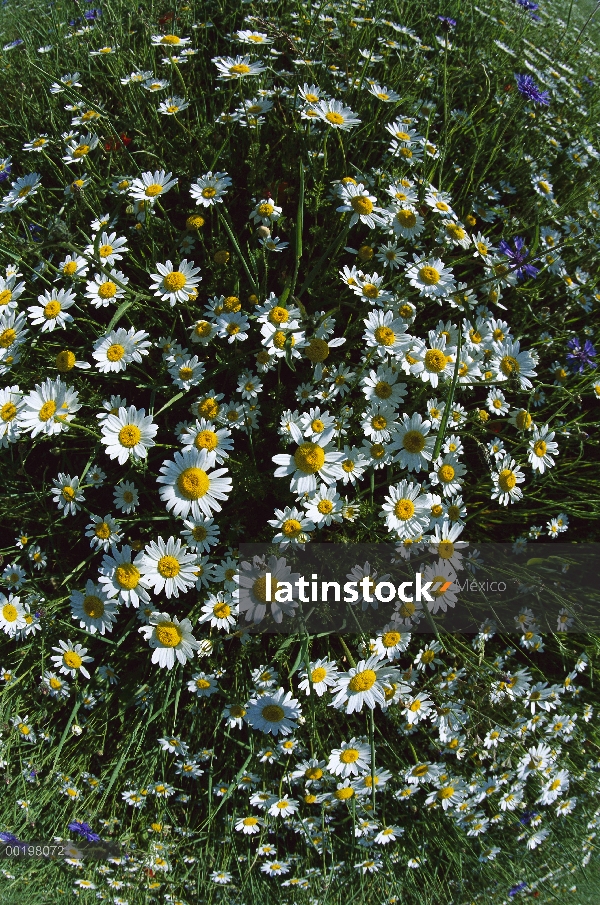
[298,658,339,696]
[336,183,385,229]
[390,412,436,472]
[84,514,123,551]
[129,169,178,203]
[57,254,89,280]
[237,554,301,624]
[371,627,411,661]
[303,483,344,526]
[70,581,118,635]
[62,133,99,165]
[85,269,128,308]
[167,354,205,390]
[20,377,81,437]
[189,171,232,207]
[409,332,455,388]
[388,205,426,240]
[381,479,430,539]
[100,405,158,465]
[235,815,264,835]
[139,611,200,669]
[250,198,282,226]
[189,318,217,344]
[338,445,368,486]
[363,309,411,358]
[137,536,197,598]
[187,671,219,696]
[314,98,361,130]
[158,95,189,115]
[212,55,266,80]
[181,516,220,552]
[327,738,371,778]
[150,259,202,305]
[50,639,93,679]
[151,33,191,47]
[0,593,26,636]
[236,29,273,44]
[179,418,233,464]
[273,436,345,494]
[245,687,301,736]
[330,655,402,714]
[429,454,467,497]
[2,562,26,589]
[157,448,232,521]
[198,591,238,630]
[267,506,315,546]
[0,172,42,212]
[51,472,85,516]
[41,670,70,699]
[491,455,526,505]
[113,480,139,514]
[528,425,559,473]
[406,254,456,300]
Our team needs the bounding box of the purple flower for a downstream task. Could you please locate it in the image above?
[566,337,596,373]
[515,74,550,106]
[497,236,538,280]
[0,831,21,843]
[68,820,101,842]
[519,810,537,824]
[84,7,101,19]
[509,882,528,897]
[0,162,12,183]
[438,16,456,28]
[516,0,538,10]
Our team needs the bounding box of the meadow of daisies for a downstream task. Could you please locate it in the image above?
[1,0,600,901]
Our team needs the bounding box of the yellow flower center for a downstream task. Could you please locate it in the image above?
[342,459,355,473]
[438,464,455,483]
[73,144,90,158]
[44,299,61,319]
[515,410,532,430]
[334,786,354,800]
[156,621,182,646]
[311,667,327,683]
[62,486,75,501]
[419,266,441,285]
[282,518,302,538]
[370,443,385,459]
[396,209,417,228]
[325,111,344,125]
[107,343,126,363]
[83,595,104,618]
[115,562,140,589]
[118,424,141,447]
[394,498,415,520]
[403,430,425,453]
[157,557,181,579]
[317,499,333,515]
[164,271,187,291]
[257,202,274,218]
[533,439,547,457]
[99,281,117,299]
[382,631,401,648]
[39,400,57,421]
[305,338,329,362]
[193,430,217,452]
[498,469,516,492]
[351,196,374,215]
[438,541,454,560]
[374,325,395,346]
[2,604,17,622]
[348,669,376,692]
[230,63,251,75]
[362,283,379,298]
[197,398,220,419]
[261,704,285,722]
[178,367,194,381]
[294,442,325,474]
[446,223,466,240]
[177,466,209,500]
[64,651,82,669]
[56,349,76,370]
[95,522,111,540]
[1,401,17,422]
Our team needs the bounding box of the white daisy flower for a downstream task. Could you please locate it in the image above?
[62,133,99,165]
[491,456,525,506]
[137,536,198,598]
[158,95,189,114]
[250,198,282,225]
[84,514,123,551]
[387,205,426,240]
[331,656,402,714]
[429,455,466,497]
[100,405,158,465]
[198,591,238,630]
[421,560,458,614]
[215,312,250,343]
[113,481,139,514]
[0,385,24,446]
[20,377,81,437]
[491,340,538,390]
[85,270,128,308]
[98,545,150,608]
[405,255,456,300]
[267,506,315,546]
[139,611,200,670]
[314,98,361,130]
[303,483,344,526]
[338,446,368,485]
[189,318,217,344]
[409,332,455,388]
[212,55,266,80]
[363,309,411,358]
[149,259,202,305]
[528,425,558,473]
[179,419,233,464]
[50,640,93,679]
[70,581,118,635]
[336,183,386,229]
[128,170,178,203]
[371,627,411,661]
[0,593,26,636]
[298,659,339,696]
[390,413,435,473]
[2,563,26,589]
[189,171,232,207]
[157,448,232,521]
[187,671,219,696]
[51,473,85,516]
[328,738,371,778]
[0,172,42,212]
[57,254,89,280]
[381,479,430,539]
[151,33,191,47]
[273,436,345,495]
[245,687,301,736]
[167,354,205,390]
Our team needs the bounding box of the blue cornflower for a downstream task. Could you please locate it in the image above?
[497,236,538,280]
[516,0,539,10]
[515,74,550,106]
[0,831,21,843]
[68,820,101,842]
[509,882,528,897]
[438,16,457,28]
[84,8,101,19]
[0,158,12,183]
[566,337,596,373]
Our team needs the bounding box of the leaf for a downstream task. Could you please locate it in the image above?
[153,391,185,418]
[106,299,133,333]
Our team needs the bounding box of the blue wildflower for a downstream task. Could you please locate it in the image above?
[566,337,596,373]
[497,236,538,280]
[515,74,550,106]
[68,820,101,842]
